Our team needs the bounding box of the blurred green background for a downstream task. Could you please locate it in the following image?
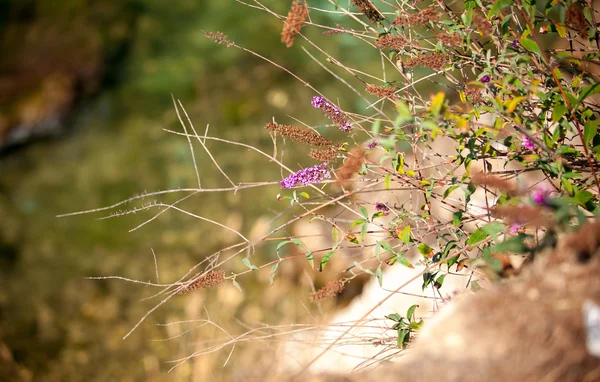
[0,1,379,381]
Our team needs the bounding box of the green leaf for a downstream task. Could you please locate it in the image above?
[359,206,369,219]
[320,251,335,271]
[574,190,594,205]
[376,265,383,287]
[384,174,391,189]
[584,121,598,147]
[577,83,600,107]
[453,211,463,226]
[397,329,410,348]
[351,218,367,229]
[232,279,242,292]
[552,104,567,122]
[417,243,433,257]
[297,192,310,200]
[491,235,528,253]
[269,262,279,286]
[398,225,411,244]
[488,0,513,18]
[394,252,413,268]
[361,223,368,242]
[406,304,418,321]
[481,221,506,243]
[242,257,259,270]
[306,251,314,268]
[443,185,459,199]
[386,313,403,322]
[379,241,397,254]
[466,227,489,245]
[519,36,543,57]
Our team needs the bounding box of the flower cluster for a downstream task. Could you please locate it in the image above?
[178,270,225,294]
[265,122,332,146]
[366,84,397,99]
[480,75,491,83]
[280,162,331,189]
[281,1,309,48]
[203,31,234,48]
[310,279,346,302]
[375,34,409,50]
[392,7,438,27]
[522,136,535,150]
[532,184,553,206]
[465,87,483,104]
[311,96,352,132]
[366,139,378,149]
[404,54,451,69]
[351,0,384,24]
[375,202,390,215]
[310,145,339,162]
[437,32,462,47]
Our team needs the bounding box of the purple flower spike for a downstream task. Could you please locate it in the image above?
[311,96,352,133]
[367,139,378,149]
[280,162,331,189]
[532,184,553,206]
[480,75,491,83]
[522,136,535,150]
[512,39,520,48]
[375,202,390,215]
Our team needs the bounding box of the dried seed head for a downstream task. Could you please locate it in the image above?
[366,84,397,99]
[392,7,438,27]
[310,279,346,302]
[375,34,410,50]
[179,270,225,294]
[309,144,340,162]
[203,31,234,47]
[566,3,590,38]
[351,0,385,24]
[465,87,483,104]
[336,146,366,186]
[323,24,346,36]
[405,54,451,69]
[281,1,309,48]
[265,122,332,147]
[472,13,493,35]
[437,32,463,47]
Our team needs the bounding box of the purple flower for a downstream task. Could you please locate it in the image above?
[508,223,521,235]
[532,184,552,206]
[480,75,491,83]
[311,96,352,133]
[511,39,520,48]
[280,162,331,189]
[522,136,535,150]
[367,139,378,149]
[375,202,390,215]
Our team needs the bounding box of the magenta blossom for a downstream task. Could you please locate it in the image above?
[280,162,331,189]
[532,184,553,206]
[522,136,535,150]
[508,223,521,235]
[480,75,491,83]
[375,202,390,215]
[367,139,378,149]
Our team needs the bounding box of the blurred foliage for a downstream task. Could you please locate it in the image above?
[0,0,371,381]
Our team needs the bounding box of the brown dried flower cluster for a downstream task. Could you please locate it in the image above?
[203,31,234,47]
[493,205,550,228]
[323,24,346,36]
[281,1,309,48]
[404,53,451,69]
[310,144,339,162]
[566,3,590,38]
[337,146,366,186]
[265,122,332,147]
[472,13,493,35]
[465,87,483,104]
[375,34,410,50]
[366,84,397,99]
[437,32,462,47]
[392,7,438,27]
[310,279,346,302]
[471,172,518,195]
[178,270,225,295]
[351,0,385,24]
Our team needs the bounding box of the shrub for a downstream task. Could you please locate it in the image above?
[63,0,600,375]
